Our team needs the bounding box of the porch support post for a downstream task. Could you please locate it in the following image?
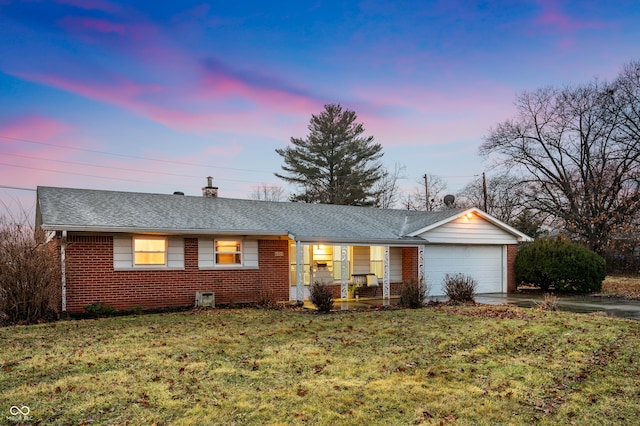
[383,245,390,299]
[296,241,304,304]
[61,230,67,312]
[418,245,425,284]
[340,245,348,299]
[418,244,426,300]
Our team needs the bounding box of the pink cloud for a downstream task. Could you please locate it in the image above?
[348,80,516,147]
[55,0,121,14]
[13,71,160,111]
[198,60,323,116]
[9,66,318,140]
[205,141,244,157]
[0,116,101,192]
[533,0,605,32]
[0,115,73,143]
[59,16,126,35]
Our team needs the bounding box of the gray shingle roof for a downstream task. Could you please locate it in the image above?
[36,186,466,244]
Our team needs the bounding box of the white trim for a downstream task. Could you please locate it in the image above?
[114,235,185,270]
[296,241,304,303]
[418,245,425,285]
[340,245,349,299]
[383,246,390,299]
[197,238,258,270]
[502,245,508,293]
[214,239,244,267]
[133,236,168,267]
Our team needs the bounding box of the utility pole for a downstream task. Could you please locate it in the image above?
[423,174,429,211]
[482,172,488,212]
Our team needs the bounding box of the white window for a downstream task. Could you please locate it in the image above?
[198,238,257,269]
[133,237,167,266]
[215,240,242,265]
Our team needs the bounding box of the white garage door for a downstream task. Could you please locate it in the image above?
[425,245,504,296]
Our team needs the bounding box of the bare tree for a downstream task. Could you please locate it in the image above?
[403,173,447,211]
[456,172,525,223]
[480,61,640,253]
[372,163,405,209]
[0,210,61,323]
[249,184,286,202]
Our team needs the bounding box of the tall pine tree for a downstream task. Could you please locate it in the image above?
[276,104,383,205]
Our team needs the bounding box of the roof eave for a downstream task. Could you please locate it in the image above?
[39,224,288,237]
[289,234,427,245]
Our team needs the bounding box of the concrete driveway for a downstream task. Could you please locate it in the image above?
[475,293,640,321]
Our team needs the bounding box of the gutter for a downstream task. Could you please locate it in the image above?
[293,236,428,246]
[40,225,288,237]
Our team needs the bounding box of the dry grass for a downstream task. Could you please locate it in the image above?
[535,294,559,311]
[601,276,640,299]
[1,307,639,425]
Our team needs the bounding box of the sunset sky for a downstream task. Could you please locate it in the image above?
[1,0,640,216]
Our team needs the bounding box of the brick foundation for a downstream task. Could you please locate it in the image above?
[320,282,404,299]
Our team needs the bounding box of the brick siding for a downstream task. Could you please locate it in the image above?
[402,247,418,282]
[61,235,289,313]
[506,244,518,293]
[57,235,517,312]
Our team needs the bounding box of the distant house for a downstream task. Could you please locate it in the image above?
[36,184,532,313]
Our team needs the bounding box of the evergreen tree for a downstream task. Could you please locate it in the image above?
[276,104,384,205]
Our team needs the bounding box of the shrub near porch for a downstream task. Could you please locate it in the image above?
[1,307,638,425]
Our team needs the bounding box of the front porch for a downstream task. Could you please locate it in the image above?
[288,241,425,303]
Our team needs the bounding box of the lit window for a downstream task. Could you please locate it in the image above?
[370,246,384,278]
[215,240,242,265]
[134,237,167,265]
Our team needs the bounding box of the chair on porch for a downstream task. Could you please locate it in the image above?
[366,274,379,296]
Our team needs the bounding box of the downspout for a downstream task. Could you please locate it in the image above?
[295,240,304,306]
[60,230,67,313]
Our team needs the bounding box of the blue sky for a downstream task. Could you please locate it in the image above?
[1,0,639,215]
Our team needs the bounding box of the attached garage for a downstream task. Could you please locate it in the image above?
[425,245,505,296]
[408,210,529,297]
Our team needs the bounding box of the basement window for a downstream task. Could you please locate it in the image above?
[215,240,242,265]
[133,237,167,265]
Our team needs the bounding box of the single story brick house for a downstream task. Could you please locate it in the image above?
[36,184,532,313]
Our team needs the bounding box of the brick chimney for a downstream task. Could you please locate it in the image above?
[202,176,218,198]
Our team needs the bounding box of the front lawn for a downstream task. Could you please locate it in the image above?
[1,306,639,425]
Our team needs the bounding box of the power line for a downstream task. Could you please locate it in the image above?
[0,185,36,191]
[0,162,274,185]
[0,135,275,175]
[0,162,161,184]
[3,152,205,180]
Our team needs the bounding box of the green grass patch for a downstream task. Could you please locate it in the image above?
[1,306,639,425]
